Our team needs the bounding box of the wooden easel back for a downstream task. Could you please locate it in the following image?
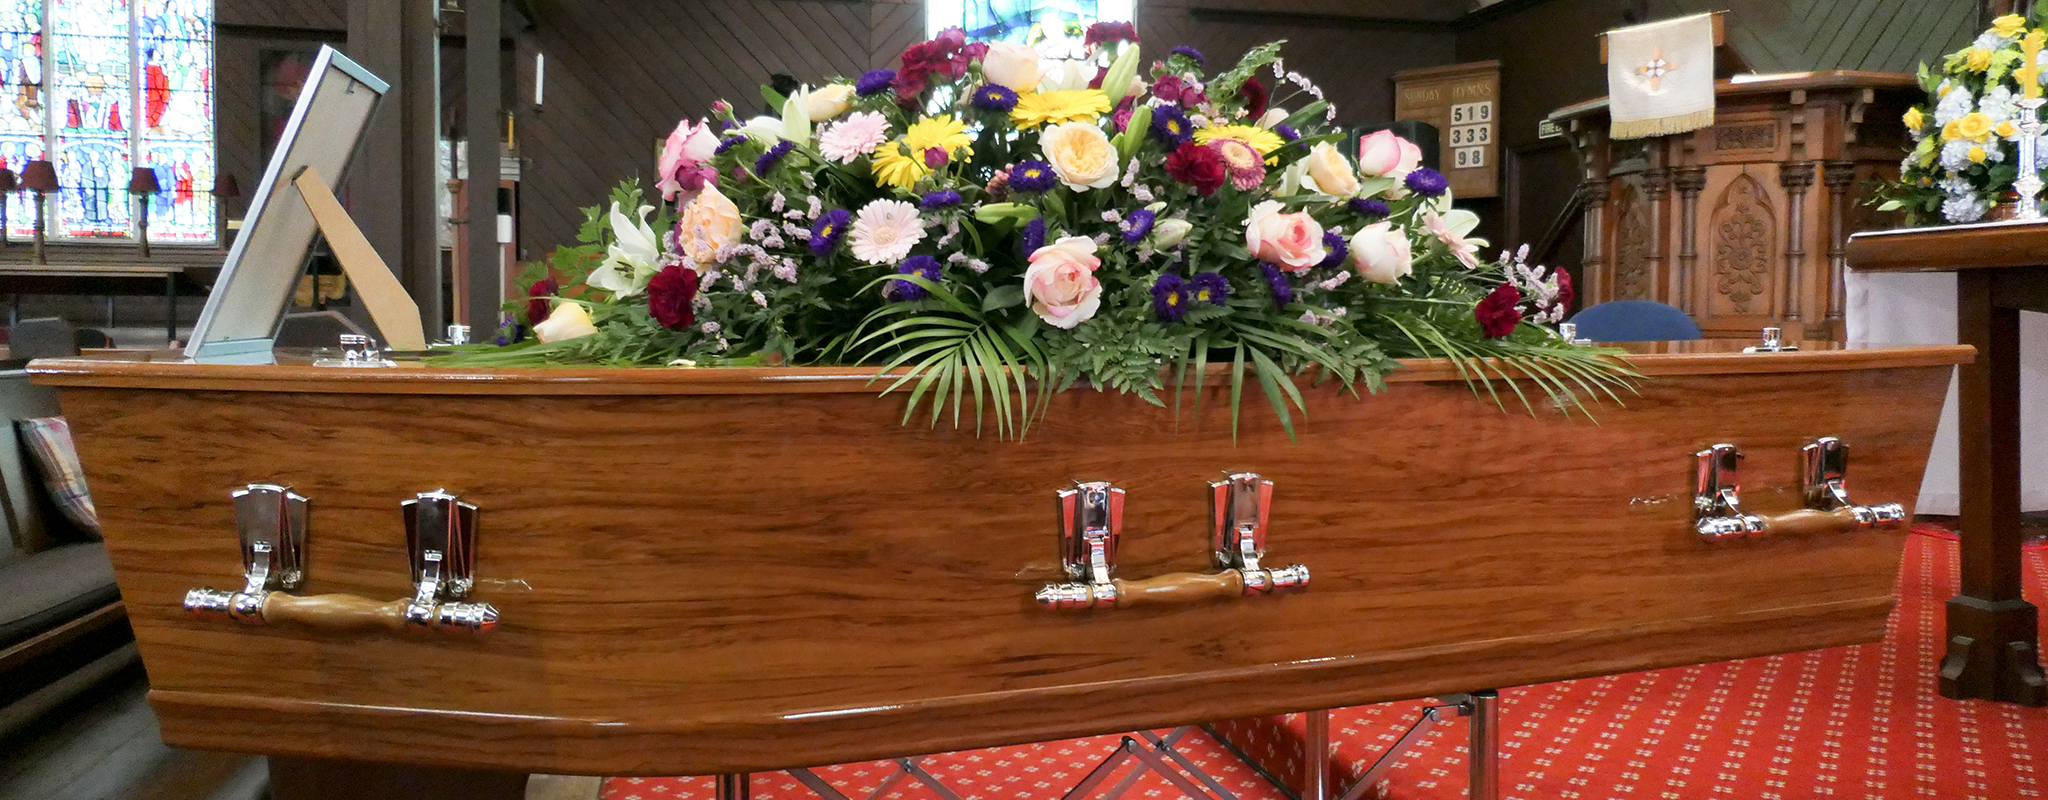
[291,166,428,350]
[1599,11,1727,64]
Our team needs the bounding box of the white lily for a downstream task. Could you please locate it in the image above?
[740,115,787,143]
[780,93,812,143]
[587,202,661,298]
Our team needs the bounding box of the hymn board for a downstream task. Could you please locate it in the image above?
[1392,61,1502,199]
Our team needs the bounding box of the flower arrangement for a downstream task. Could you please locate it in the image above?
[1880,11,2048,223]
[450,27,1627,438]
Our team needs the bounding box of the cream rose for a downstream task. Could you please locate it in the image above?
[1357,129,1422,179]
[1023,236,1104,329]
[1040,121,1120,191]
[533,302,598,343]
[982,42,1045,92]
[1349,221,1413,285]
[676,184,744,268]
[1301,141,1360,197]
[804,84,855,121]
[1244,200,1327,272]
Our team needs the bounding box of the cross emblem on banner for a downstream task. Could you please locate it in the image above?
[1637,46,1677,91]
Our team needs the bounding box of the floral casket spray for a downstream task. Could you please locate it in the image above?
[29,25,1972,780]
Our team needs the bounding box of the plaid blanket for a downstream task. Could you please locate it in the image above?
[16,416,101,538]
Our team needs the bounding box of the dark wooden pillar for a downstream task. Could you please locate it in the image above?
[465,0,504,329]
[1822,160,1855,336]
[347,0,443,340]
[269,757,527,800]
[1941,269,2048,706]
[1778,161,1816,330]
[1673,167,1706,315]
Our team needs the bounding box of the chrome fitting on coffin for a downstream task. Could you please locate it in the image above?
[1801,437,1907,531]
[1693,444,1764,540]
[401,490,496,631]
[1036,474,1309,610]
[186,484,310,623]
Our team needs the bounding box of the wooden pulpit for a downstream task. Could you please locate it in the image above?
[1549,72,1920,341]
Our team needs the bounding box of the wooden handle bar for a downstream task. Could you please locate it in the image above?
[262,592,411,632]
[1111,571,1246,609]
[1759,508,1863,537]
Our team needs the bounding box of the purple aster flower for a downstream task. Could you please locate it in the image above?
[1122,208,1156,243]
[1020,217,1047,256]
[1275,124,1301,142]
[856,69,896,97]
[1151,273,1190,322]
[720,118,741,131]
[754,140,795,174]
[1404,167,1448,197]
[1190,272,1230,306]
[1170,45,1205,65]
[1261,263,1293,308]
[808,208,851,257]
[715,135,748,155]
[1349,197,1390,218]
[1011,160,1058,193]
[889,255,943,301]
[971,83,1019,112]
[920,190,963,210]
[1317,231,1348,269]
[1150,105,1194,147]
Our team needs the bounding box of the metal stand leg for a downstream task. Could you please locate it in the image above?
[1063,736,1215,800]
[1103,729,1238,800]
[1467,690,1500,800]
[788,757,962,800]
[1303,710,1330,800]
[716,774,750,800]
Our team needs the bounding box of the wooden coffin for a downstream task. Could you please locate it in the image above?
[29,342,1966,776]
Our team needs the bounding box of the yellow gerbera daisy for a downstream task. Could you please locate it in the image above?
[1192,124,1287,155]
[903,116,974,158]
[1010,90,1113,129]
[871,144,927,189]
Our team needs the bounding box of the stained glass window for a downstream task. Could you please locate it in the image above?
[0,0,211,244]
[927,0,1133,53]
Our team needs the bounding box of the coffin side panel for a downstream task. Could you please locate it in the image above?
[58,365,1951,774]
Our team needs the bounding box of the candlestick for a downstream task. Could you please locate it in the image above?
[2016,97,2046,220]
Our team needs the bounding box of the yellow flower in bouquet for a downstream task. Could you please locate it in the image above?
[1993,13,2028,38]
[1998,120,2020,138]
[1966,47,1995,73]
[1945,112,1993,142]
[871,117,974,189]
[1011,90,1113,129]
[1904,107,1925,131]
[1193,124,1286,155]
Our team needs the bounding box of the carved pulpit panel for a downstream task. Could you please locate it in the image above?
[1551,72,1918,341]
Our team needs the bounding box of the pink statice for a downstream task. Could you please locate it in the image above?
[818,111,891,164]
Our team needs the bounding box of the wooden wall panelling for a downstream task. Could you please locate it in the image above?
[1697,163,1783,333]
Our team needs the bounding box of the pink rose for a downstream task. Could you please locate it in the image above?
[1243,200,1328,273]
[658,119,720,202]
[1356,129,1422,179]
[1023,236,1104,329]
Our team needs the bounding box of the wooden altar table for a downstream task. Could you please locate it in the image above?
[1847,220,2048,706]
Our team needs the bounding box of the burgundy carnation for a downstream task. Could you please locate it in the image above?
[647,264,701,331]
[1239,77,1269,120]
[525,276,559,326]
[1165,141,1226,196]
[1475,283,1523,339]
[1554,269,1575,311]
[1084,21,1139,48]
[895,27,977,98]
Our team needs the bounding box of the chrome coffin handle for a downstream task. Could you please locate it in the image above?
[1036,473,1310,610]
[185,488,498,633]
[1692,439,1906,541]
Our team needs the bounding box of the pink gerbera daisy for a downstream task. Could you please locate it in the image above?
[848,198,927,264]
[819,111,892,164]
[1210,138,1266,191]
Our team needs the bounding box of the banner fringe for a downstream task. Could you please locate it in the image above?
[1611,108,1716,140]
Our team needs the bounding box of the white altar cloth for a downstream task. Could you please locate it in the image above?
[1846,271,2048,514]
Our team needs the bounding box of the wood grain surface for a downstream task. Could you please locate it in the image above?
[38,347,1961,776]
[1847,219,2048,273]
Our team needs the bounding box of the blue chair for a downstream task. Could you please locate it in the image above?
[1566,300,1703,342]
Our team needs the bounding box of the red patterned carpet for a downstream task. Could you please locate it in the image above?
[605,531,2048,800]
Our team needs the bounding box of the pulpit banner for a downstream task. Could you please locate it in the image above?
[1605,13,1715,140]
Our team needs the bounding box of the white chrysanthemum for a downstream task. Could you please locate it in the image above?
[847,198,926,265]
[1975,31,2011,50]
[1940,139,1976,171]
[1942,192,1989,223]
[1936,86,1975,126]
